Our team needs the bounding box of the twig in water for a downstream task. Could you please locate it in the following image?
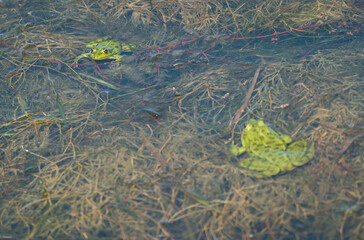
[230,66,262,129]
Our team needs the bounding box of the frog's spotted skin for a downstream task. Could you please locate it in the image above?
[73,36,136,64]
[231,119,314,178]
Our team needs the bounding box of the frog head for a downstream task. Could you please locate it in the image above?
[86,39,122,61]
[231,119,292,157]
[73,37,130,64]
[89,44,118,60]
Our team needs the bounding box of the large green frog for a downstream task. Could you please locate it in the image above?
[73,36,136,64]
[231,119,314,178]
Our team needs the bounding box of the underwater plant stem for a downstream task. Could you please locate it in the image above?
[230,21,336,40]
[231,66,262,128]
[78,73,120,90]
[56,94,67,125]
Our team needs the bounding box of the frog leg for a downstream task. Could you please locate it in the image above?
[287,140,315,166]
[240,157,281,178]
[73,53,90,64]
[280,134,293,144]
[276,155,295,174]
[114,55,125,62]
[258,151,295,172]
[230,141,245,157]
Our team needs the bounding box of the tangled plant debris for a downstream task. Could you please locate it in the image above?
[0,0,363,239]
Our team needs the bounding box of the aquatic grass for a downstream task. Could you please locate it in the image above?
[0,0,363,239]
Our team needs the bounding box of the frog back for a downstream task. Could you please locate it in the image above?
[242,120,291,155]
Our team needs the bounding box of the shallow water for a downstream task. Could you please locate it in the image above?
[0,0,363,239]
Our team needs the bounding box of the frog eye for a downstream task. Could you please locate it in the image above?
[244,123,251,130]
[102,48,108,54]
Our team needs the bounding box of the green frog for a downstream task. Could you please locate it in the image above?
[231,119,314,178]
[73,36,136,64]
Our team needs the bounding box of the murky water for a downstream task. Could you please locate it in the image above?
[0,0,363,239]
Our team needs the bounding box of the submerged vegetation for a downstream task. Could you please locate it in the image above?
[0,0,363,239]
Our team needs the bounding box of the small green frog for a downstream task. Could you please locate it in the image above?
[231,119,314,178]
[73,36,136,64]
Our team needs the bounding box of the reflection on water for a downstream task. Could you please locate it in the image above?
[0,0,363,239]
